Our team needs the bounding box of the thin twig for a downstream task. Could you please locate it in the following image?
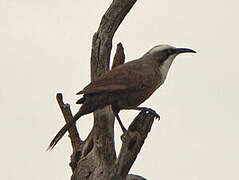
[112,43,125,69]
[56,93,82,151]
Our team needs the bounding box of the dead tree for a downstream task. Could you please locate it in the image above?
[55,0,158,179]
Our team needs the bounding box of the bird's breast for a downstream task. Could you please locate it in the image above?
[158,55,175,83]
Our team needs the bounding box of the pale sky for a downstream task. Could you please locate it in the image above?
[1,0,239,179]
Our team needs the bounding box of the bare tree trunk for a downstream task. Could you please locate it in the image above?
[55,0,158,179]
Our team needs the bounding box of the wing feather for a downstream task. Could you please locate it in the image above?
[77,60,158,95]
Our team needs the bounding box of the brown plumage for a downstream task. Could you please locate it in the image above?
[47,45,196,150]
[77,60,162,109]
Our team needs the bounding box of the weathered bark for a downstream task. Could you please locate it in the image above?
[57,94,155,180]
[112,43,125,70]
[55,0,158,179]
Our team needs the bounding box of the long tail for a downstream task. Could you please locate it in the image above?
[47,110,82,151]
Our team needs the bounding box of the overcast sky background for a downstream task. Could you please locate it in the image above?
[1,0,239,179]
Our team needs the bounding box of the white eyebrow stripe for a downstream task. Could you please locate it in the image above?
[146,45,175,54]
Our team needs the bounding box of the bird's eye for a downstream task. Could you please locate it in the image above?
[167,49,174,54]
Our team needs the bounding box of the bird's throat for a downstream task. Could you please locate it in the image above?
[159,55,175,83]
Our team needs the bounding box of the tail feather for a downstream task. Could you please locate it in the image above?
[47,111,82,151]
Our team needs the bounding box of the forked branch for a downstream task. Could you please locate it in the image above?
[53,0,159,179]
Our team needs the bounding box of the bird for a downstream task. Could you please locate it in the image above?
[47,44,196,150]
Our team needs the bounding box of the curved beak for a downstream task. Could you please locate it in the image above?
[174,48,196,54]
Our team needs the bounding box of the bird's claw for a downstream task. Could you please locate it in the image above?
[140,107,160,120]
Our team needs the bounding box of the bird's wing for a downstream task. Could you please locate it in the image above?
[77,61,156,95]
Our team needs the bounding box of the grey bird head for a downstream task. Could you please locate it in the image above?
[144,44,196,61]
[144,44,196,83]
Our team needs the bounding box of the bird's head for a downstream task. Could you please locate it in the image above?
[144,44,196,82]
[144,44,196,64]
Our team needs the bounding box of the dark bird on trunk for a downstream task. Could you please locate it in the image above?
[47,44,196,150]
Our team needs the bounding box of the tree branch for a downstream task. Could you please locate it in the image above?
[56,93,82,150]
[112,43,125,70]
[54,1,158,179]
[91,0,136,80]
[127,174,148,180]
[110,111,155,179]
[56,93,83,171]
[90,0,137,168]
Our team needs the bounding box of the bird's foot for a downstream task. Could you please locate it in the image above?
[136,107,160,120]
